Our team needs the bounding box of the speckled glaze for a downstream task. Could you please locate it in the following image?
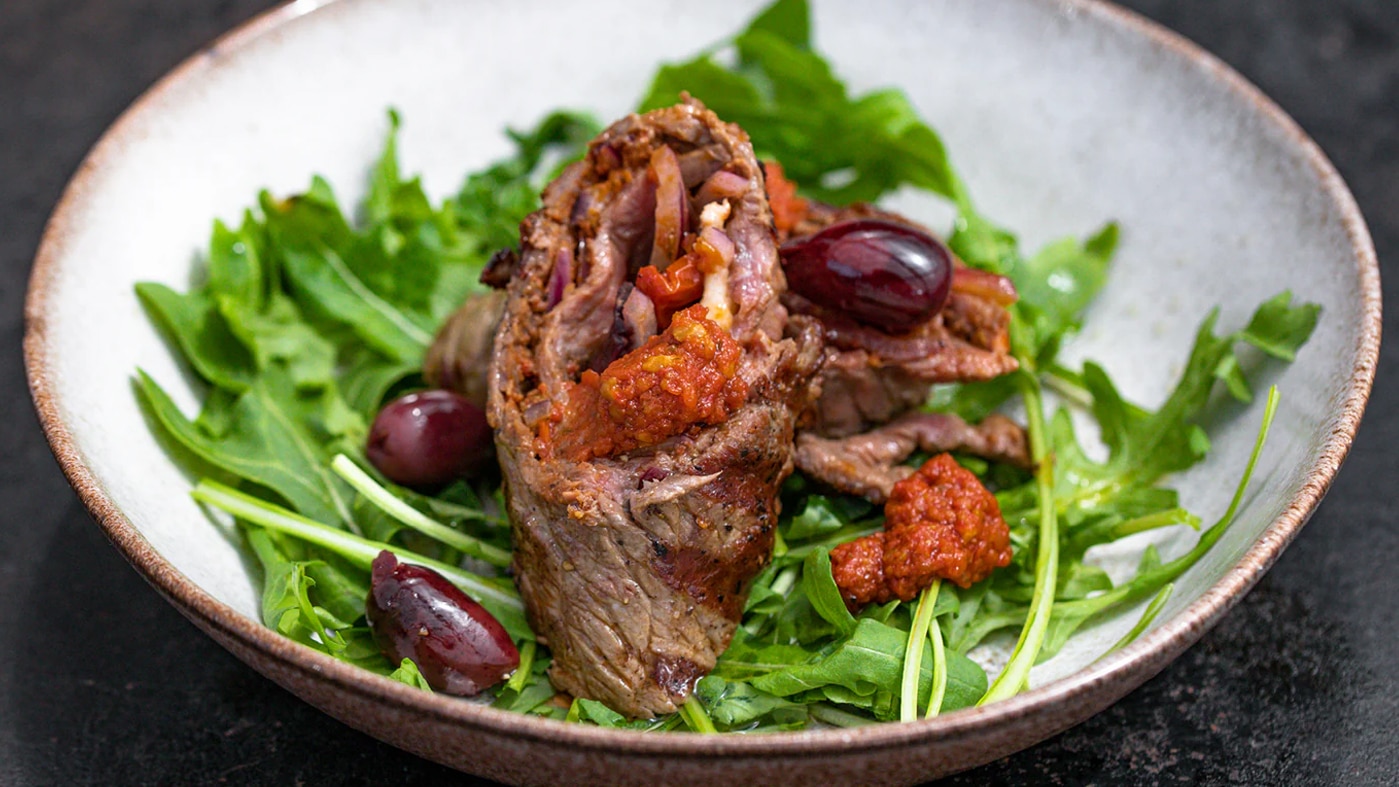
[23,0,1380,784]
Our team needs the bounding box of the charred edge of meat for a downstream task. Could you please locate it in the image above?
[481,248,519,289]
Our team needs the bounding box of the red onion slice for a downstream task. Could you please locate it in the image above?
[698,226,736,271]
[677,144,726,188]
[547,247,573,309]
[649,146,686,270]
[950,267,1018,306]
[621,286,659,346]
[695,170,749,207]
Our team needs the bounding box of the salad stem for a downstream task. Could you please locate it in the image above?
[330,454,512,568]
[901,581,939,722]
[980,373,1059,704]
[926,582,948,719]
[680,695,718,734]
[191,480,525,615]
[506,639,538,693]
[1104,584,1174,657]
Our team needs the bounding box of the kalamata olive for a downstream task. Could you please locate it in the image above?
[366,550,519,696]
[366,390,492,489]
[780,219,953,333]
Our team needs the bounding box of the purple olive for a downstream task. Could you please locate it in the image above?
[366,390,492,489]
[780,219,953,333]
[366,550,519,696]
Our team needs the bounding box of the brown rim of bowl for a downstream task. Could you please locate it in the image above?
[23,0,1382,761]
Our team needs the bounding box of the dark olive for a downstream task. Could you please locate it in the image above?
[366,390,492,489]
[366,550,519,696]
[780,219,953,333]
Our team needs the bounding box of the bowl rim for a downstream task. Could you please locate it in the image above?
[23,0,1382,760]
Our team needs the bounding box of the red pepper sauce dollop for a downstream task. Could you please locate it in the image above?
[830,453,1012,608]
[546,305,748,462]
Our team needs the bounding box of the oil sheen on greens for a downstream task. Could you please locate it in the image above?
[135,0,1319,731]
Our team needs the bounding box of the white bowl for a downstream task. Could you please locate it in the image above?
[24,0,1380,784]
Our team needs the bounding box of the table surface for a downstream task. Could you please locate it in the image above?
[3,1,1396,784]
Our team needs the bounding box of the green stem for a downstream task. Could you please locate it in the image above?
[680,695,717,734]
[808,703,874,728]
[769,566,800,597]
[506,640,537,693]
[1063,507,1201,556]
[1043,364,1093,409]
[980,373,1058,704]
[331,455,512,568]
[1105,584,1173,656]
[926,583,948,719]
[1112,507,1202,536]
[191,480,524,616]
[901,583,938,722]
[1056,387,1279,620]
[780,523,883,562]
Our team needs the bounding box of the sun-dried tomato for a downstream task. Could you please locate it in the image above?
[635,256,705,329]
[830,453,1011,608]
[763,160,809,234]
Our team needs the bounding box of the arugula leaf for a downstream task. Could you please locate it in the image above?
[207,214,269,309]
[282,245,435,363]
[572,698,663,730]
[1038,388,1280,660]
[1242,290,1322,362]
[711,629,816,681]
[245,528,354,656]
[1050,292,1318,516]
[387,658,434,691]
[743,0,810,49]
[453,110,601,255]
[639,1,960,204]
[338,346,419,419]
[136,368,358,528]
[136,283,256,392]
[694,675,807,730]
[752,619,986,720]
[784,496,847,541]
[800,548,857,636]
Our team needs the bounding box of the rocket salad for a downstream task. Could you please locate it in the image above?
[135,0,1318,731]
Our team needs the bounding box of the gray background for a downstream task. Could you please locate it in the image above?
[2,1,1395,784]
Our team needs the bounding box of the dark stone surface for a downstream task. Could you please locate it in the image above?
[1,0,1394,784]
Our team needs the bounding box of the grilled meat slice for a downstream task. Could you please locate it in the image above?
[794,411,1030,504]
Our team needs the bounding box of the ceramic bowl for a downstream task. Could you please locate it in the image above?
[24,0,1380,783]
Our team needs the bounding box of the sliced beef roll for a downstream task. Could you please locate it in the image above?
[486,99,821,718]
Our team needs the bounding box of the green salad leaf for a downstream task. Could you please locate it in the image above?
[641,0,960,204]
